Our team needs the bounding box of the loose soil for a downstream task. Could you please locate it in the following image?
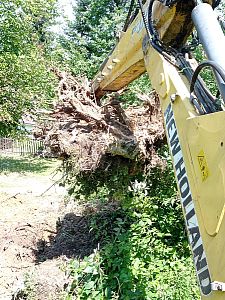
[0,156,98,300]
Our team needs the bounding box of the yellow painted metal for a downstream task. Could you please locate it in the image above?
[186,113,225,238]
[92,9,146,98]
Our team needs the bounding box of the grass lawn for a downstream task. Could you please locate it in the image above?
[0,154,60,175]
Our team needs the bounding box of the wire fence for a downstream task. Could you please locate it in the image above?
[0,138,45,156]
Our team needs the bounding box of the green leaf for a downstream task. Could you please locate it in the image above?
[84,281,95,290]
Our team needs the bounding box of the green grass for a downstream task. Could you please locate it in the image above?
[0,155,60,175]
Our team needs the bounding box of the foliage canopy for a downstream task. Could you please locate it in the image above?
[0,0,58,136]
[56,0,130,77]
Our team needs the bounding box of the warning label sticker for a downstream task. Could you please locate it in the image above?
[197,150,210,182]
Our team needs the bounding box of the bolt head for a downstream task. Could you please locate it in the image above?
[170,93,178,103]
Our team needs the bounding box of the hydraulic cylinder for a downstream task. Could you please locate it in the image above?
[192,3,225,102]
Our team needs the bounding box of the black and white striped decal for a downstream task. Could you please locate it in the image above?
[164,103,211,296]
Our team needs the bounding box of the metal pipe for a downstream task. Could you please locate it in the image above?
[192,3,225,102]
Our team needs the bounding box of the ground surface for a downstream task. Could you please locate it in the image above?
[0,155,97,300]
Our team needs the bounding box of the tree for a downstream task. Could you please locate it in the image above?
[0,0,58,137]
[57,0,130,77]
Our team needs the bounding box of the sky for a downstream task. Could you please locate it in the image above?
[58,0,74,21]
[51,0,75,33]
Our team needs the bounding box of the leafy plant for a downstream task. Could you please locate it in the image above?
[62,155,144,203]
[66,156,200,299]
[67,250,105,300]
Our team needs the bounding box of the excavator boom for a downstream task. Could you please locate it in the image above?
[93,0,196,98]
[92,0,225,299]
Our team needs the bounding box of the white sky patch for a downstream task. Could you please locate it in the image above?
[59,0,74,21]
[51,0,75,34]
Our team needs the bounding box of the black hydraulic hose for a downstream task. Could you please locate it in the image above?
[123,0,136,32]
[188,60,225,113]
[174,52,220,113]
[137,0,152,39]
[148,0,160,39]
[137,0,175,62]
[190,60,225,94]
[212,0,222,9]
[138,0,221,114]
[190,96,205,115]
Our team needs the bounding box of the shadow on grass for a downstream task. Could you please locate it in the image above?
[33,202,124,262]
[33,206,148,299]
[0,155,57,174]
[34,212,98,261]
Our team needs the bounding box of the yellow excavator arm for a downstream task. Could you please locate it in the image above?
[92,0,225,299]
